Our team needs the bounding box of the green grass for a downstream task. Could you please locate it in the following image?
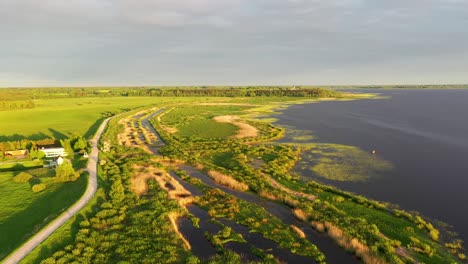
[0,171,87,260]
[0,159,44,171]
[0,97,203,141]
[161,105,249,139]
[330,196,453,263]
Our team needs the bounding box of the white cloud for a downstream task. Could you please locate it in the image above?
[0,0,467,86]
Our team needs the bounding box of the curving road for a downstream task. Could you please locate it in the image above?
[2,117,111,264]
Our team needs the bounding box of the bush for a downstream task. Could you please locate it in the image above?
[32,183,46,192]
[12,172,33,183]
[55,161,79,182]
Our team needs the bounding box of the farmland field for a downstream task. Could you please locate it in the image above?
[0,97,217,141]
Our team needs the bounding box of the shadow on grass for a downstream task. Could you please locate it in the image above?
[28,178,43,187]
[0,176,87,261]
[47,129,68,140]
[83,117,105,139]
[0,133,50,142]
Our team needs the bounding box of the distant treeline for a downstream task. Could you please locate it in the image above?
[0,86,342,100]
[0,100,35,110]
[0,85,467,101]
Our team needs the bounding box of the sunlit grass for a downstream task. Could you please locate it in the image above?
[0,170,87,259]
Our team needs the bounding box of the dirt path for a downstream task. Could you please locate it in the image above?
[3,117,111,264]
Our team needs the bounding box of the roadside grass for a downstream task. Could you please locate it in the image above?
[160,105,249,139]
[0,171,87,260]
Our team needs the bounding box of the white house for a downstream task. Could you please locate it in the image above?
[40,147,68,158]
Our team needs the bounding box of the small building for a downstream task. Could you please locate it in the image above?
[49,156,64,168]
[4,149,29,157]
[40,147,68,158]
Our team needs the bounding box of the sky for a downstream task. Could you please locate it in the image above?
[1,0,468,86]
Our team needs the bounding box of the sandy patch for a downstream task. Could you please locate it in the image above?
[168,212,191,250]
[291,225,306,238]
[213,115,258,138]
[131,165,193,206]
[131,165,193,250]
[157,107,178,134]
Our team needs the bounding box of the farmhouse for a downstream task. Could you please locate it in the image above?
[40,147,68,158]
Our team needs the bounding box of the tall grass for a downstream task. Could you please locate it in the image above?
[207,170,249,191]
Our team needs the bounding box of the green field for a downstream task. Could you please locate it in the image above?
[161,105,250,139]
[0,169,87,259]
[0,97,216,141]
[0,159,44,171]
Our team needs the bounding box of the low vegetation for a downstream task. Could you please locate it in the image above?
[0,87,465,264]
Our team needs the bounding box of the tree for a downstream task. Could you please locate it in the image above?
[55,161,79,182]
[60,139,74,160]
[73,137,88,152]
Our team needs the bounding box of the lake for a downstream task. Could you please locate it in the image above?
[275,89,468,243]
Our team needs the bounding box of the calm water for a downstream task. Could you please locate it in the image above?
[275,89,468,243]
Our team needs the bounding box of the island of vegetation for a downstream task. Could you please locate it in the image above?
[0,86,465,264]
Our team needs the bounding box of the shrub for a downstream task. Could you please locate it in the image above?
[207,170,249,191]
[12,172,33,183]
[55,161,79,182]
[333,196,345,203]
[32,183,46,193]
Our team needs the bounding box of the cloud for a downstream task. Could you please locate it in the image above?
[0,0,467,86]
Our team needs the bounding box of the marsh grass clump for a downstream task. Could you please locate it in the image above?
[207,170,249,191]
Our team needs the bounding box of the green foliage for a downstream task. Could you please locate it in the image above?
[197,188,325,262]
[12,172,33,183]
[32,183,46,193]
[55,162,79,182]
[72,136,88,152]
[35,147,197,264]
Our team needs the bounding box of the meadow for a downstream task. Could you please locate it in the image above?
[0,97,215,141]
[0,168,87,260]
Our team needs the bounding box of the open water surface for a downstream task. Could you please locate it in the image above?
[275,89,468,242]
